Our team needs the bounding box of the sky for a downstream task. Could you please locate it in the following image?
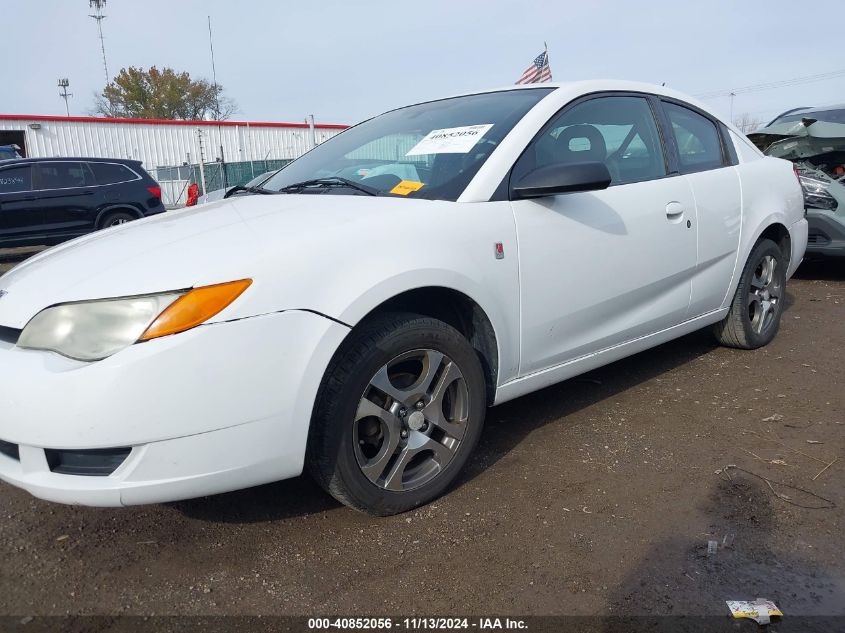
[1,0,843,128]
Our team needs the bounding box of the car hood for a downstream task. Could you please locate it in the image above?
[0,194,437,328]
[747,120,845,159]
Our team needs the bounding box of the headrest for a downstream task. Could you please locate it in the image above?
[554,124,607,163]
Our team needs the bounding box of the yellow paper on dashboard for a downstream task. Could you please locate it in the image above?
[390,181,425,196]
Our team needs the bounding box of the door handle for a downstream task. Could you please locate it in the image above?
[665,202,685,221]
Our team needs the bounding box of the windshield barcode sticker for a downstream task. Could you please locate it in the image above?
[405,124,494,156]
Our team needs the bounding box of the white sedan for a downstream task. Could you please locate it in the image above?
[0,81,806,515]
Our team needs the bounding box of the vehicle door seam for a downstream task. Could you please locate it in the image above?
[498,306,726,387]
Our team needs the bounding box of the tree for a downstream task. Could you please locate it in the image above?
[733,112,763,134]
[93,66,237,120]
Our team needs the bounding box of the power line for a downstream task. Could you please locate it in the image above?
[694,69,845,100]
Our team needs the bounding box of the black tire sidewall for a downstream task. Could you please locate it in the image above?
[100,211,135,228]
[312,314,486,515]
[737,239,787,347]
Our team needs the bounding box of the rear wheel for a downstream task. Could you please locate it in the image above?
[307,312,486,515]
[713,238,787,349]
[99,210,136,229]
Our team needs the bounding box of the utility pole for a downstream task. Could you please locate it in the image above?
[308,114,317,150]
[207,15,221,121]
[196,129,208,196]
[58,78,73,116]
[730,91,736,124]
[246,122,255,179]
[89,0,110,84]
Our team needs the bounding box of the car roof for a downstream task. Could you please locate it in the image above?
[801,104,845,112]
[451,79,684,97]
[405,79,726,125]
[0,157,143,167]
[764,104,845,127]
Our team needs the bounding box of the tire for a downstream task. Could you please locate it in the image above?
[307,312,487,516]
[713,238,787,349]
[99,210,136,229]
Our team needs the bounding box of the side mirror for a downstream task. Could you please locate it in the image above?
[511,161,612,199]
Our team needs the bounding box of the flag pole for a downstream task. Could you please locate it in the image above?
[544,41,551,81]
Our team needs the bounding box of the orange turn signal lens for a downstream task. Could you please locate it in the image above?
[139,279,252,341]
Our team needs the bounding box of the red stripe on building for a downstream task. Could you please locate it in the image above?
[0,114,349,130]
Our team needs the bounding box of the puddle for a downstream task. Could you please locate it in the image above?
[698,550,845,616]
[609,477,845,616]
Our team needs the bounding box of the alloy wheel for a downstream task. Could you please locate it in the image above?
[747,254,781,335]
[353,349,469,492]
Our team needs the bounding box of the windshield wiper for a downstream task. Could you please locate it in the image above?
[277,177,379,196]
[223,185,280,198]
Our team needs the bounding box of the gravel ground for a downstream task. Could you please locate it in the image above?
[0,251,843,619]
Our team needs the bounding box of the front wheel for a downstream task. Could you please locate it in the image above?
[307,312,486,515]
[713,238,787,349]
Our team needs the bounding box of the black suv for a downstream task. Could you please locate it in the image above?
[0,157,165,248]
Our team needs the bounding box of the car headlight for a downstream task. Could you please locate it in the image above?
[17,279,252,361]
[798,172,839,211]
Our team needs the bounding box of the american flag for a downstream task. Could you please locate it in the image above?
[516,50,552,84]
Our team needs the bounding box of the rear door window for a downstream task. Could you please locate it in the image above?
[663,102,725,173]
[35,162,95,190]
[90,162,137,185]
[0,165,33,193]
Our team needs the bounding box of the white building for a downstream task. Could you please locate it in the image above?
[0,114,348,204]
[0,114,347,168]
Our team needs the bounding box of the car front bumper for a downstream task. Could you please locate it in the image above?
[0,310,349,506]
[805,209,845,257]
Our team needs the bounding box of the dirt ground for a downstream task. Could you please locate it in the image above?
[0,250,843,621]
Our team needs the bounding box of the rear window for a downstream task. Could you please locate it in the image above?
[90,162,137,185]
[0,165,32,192]
[663,102,725,173]
[36,162,95,189]
[772,108,845,125]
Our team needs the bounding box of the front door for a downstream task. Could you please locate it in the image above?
[0,164,41,245]
[510,94,698,375]
[34,161,98,238]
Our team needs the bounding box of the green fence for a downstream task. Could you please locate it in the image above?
[152,159,292,204]
[220,160,291,191]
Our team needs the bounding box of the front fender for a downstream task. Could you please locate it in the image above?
[330,268,517,384]
[238,199,523,384]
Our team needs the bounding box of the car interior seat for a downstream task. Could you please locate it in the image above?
[531,124,614,180]
[552,125,608,164]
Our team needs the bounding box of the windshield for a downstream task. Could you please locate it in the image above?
[771,108,845,126]
[262,89,554,201]
[245,171,275,187]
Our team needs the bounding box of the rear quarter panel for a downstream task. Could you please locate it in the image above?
[726,154,805,307]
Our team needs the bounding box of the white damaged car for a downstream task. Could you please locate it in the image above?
[0,81,806,515]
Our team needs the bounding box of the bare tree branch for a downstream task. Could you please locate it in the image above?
[733,112,763,134]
